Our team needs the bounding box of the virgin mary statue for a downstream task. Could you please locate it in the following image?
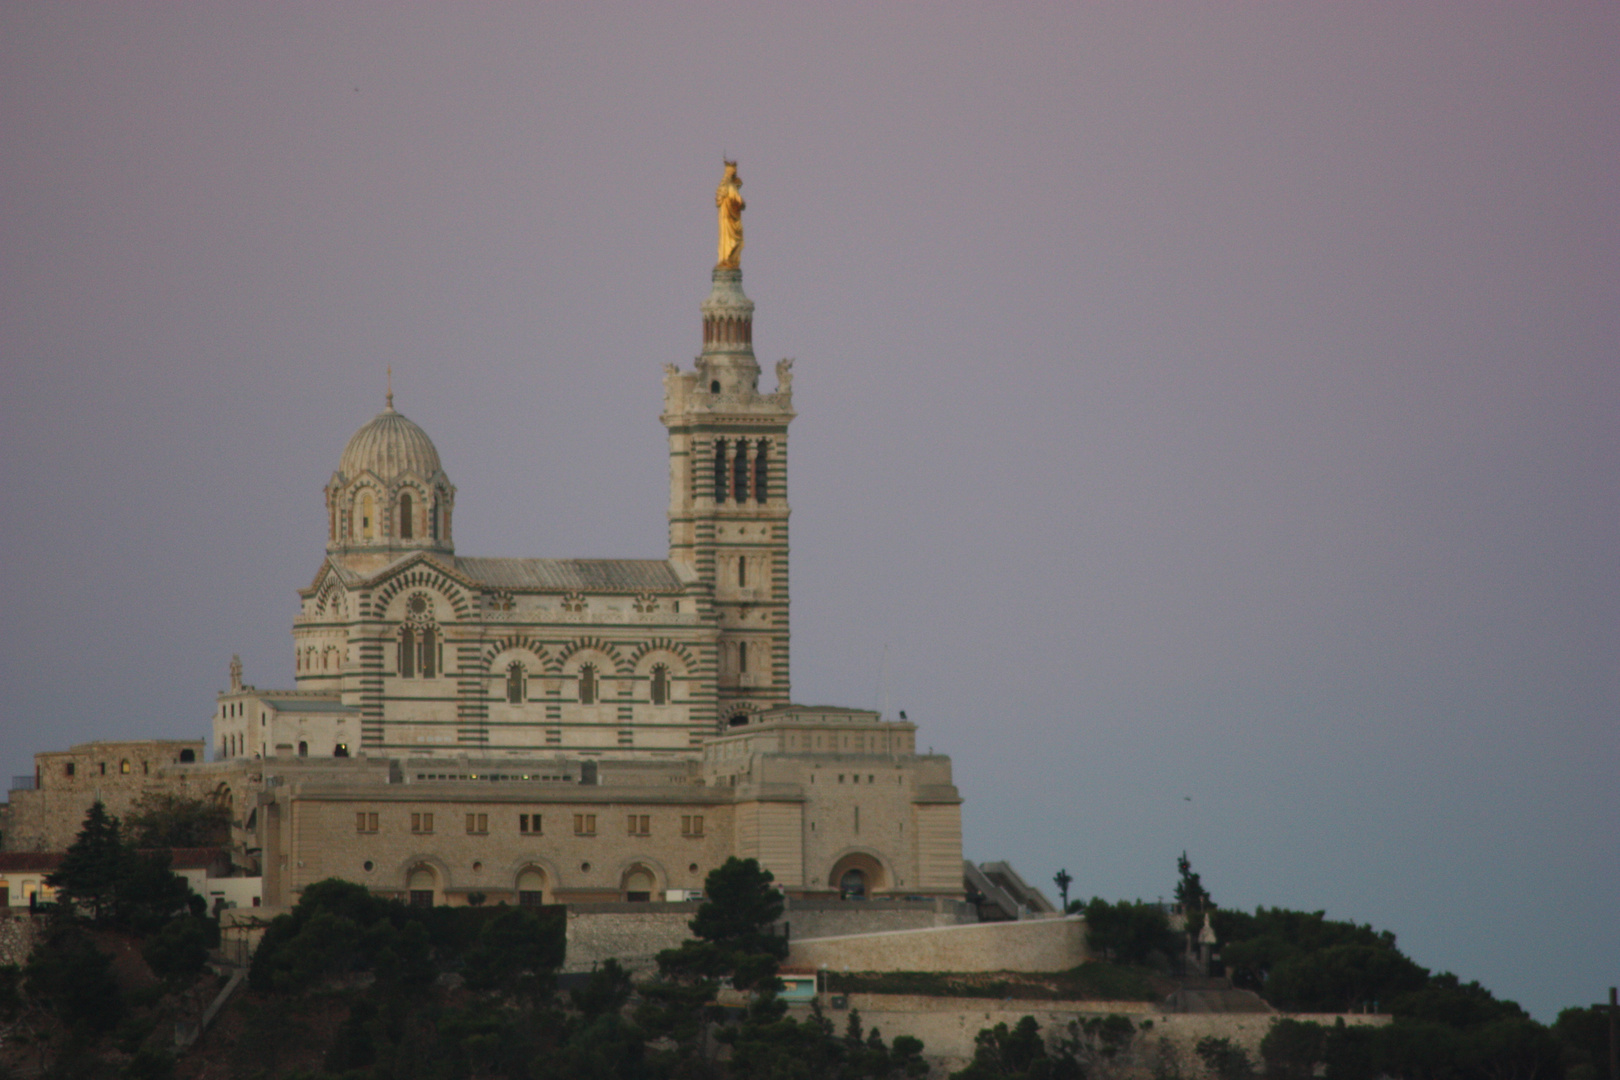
[716,161,744,269]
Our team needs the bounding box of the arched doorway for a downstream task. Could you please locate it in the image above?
[622,866,655,902]
[828,853,887,900]
[516,867,547,908]
[407,865,437,908]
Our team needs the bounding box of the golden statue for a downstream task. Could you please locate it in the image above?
[715,160,745,268]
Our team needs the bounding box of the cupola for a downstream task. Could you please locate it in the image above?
[325,388,455,556]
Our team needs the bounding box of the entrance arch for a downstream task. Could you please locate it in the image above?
[621,865,657,902]
[516,866,548,907]
[827,851,889,899]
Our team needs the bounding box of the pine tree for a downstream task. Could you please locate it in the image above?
[46,802,128,921]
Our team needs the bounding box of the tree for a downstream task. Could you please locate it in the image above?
[46,802,126,921]
[1175,851,1214,938]
[23,923,122,1031]
[1260,1019,1326,1080]
[657,856,787,989]
[1053,869,1072,912]
[1195,1036,1255,1080]
[124,792,230,849]
[1081,897,1179,967]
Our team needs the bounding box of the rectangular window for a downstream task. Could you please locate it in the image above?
[356,812,379,834]
[519,813,542,835]
[411,812,434,834]
[574,813,596,836]
[681,814,704,838]
[466,813,488,835]
[627,814,650,837]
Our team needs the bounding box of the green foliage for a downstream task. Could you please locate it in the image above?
[123,792,229,849]
[141,916,213,982]
[120,1046,175,1080]
[1175,852,1214,936]
[1195,1036,1255,1080]
[657,857,787,989]
[0,963,23,1022]
[1260,1018,1326,1080]
[1081,897,1180,967]
[1215,907,1423,1011]
[46,802,126,921]
[24,923,122,1031]
[949,1015,1081,1080]
[44,803,194,931]
[1552,1004,1610,1080]
[462,905,565,998]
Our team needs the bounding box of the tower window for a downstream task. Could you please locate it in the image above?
[578,664,597,705]
[399,626,416,678]
[650,664,669,706]
[360,491,375,541]
[429,495,439,540]
[399,492,413,539]
[754,440,768,502]
[738,641,748,674]
[733,441,749,501]
[713,439,728,501]
[506,662,526,705]
[420,625,438,678]
[738,556,747,588]
[710,380,721,393]
[298,741,308,758]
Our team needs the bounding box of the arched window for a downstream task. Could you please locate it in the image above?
[738,556,747,588]
[420,626,438,678]
[517,867,546,908]
[506,662,526,705]
[713,439,728,501]
[297,741,308,758]
[733,441,749,501]
[754,440,768,502]
[650,664,669,706]
[738,641,748,674]
[429,495,439,540]
[578,664,597,705]
[399,492,413,539]
[360,491,375,541]
[120,760,130,774]
[399,626,417,678]
[178,749,196,764]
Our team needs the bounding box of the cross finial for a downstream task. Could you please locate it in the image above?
[386,366,394,411]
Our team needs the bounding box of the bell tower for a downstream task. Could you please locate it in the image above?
[663,163,795,726]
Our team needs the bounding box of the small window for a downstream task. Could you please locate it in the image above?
[733,442,749,501]
[738,556,747,588]
[360,491,375,541]
[119,759,130,774]
[754,440,768,502]
[574,813,596,836]
[713,439,728,501]
[519,813,542,835]
[420,626,438,678]
[506,661,526,704]
[297,742,308,758]
[681,815,704,838]
[399,492,413,539]
[650,664,669,706]
[356,812,379,834]
[334,743,349,758]
[738,642,748,674]
[64,763,75,778]
[411,812,434,834]
[578,664,597,706]
[466,813,488,835]
[627,814,650,837]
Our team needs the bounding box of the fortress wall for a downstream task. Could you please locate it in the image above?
[788,915,1088,974]
[803,997,1389,1079]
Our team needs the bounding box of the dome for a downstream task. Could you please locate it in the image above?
[337,395,443,482]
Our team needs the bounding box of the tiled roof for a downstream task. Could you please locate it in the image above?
[0,853,62,872]
[453,558,684,592]
[261,698,358,714]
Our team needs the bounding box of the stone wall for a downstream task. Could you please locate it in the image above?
[781,898,976,942]
[801,995,1390,1079]
[788,915,1087,974]
[564,904,698,973]
[0,911,43,968]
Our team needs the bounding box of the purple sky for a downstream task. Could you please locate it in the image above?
[2,4,1615,1021]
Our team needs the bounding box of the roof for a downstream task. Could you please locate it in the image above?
[453,558,684,592]
[261,698,357,714]
[0,853,62,872]
[337,401,444,482]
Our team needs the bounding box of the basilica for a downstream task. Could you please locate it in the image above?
[4,170,967,915]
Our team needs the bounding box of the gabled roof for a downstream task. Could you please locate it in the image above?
[454,558,684,592]
[303,551,686,597]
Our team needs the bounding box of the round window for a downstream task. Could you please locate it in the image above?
[409,595,428,614]
[363,861,374,872]
[581,862,591,872]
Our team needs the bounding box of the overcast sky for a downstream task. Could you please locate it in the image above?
[2,4,1615,1022]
